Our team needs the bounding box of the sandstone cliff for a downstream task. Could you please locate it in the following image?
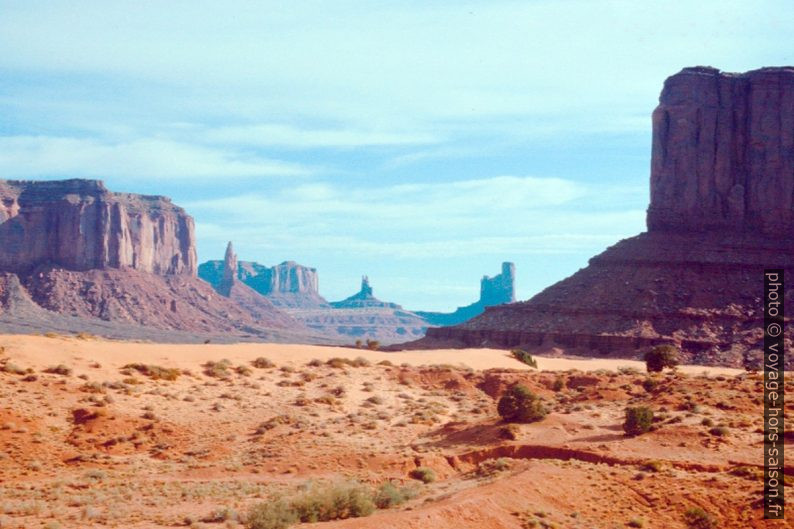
[416,67,794,369]
[199,257,328,308]
[0,181,315,342]
[0,179,197,275]
[648,66,794,235]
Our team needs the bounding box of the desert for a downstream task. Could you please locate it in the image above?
[0,333,790,528]
[1,3,792,528]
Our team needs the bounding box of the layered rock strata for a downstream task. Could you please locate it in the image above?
[418,67,794,369]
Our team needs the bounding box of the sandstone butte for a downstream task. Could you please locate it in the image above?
[418,66,794,370]
[0,180,308,341]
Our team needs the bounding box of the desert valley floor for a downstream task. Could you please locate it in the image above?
[0,335,791,529]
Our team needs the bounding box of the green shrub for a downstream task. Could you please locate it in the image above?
[409,467,436,484]
[247,481,380,529]
[511,349,538,368]
[497,385,547,423]
[623,406,654,436]
[683,507,717,529]
[644,345,680,373]
[290,481,375,522]
[372,482,415,509]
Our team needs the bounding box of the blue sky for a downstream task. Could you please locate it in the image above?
[1,1,792,310]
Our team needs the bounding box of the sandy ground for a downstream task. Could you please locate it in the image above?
[0,333,789,529]
[0,334,745,378]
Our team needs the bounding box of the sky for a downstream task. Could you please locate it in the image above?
[0,1,792,311]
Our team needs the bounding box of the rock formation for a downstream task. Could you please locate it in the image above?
[0,181,313,342]
[0,179,196,275]
[415,67,794,369]
[647,66,794,235]
[199,257,328,308]
[217,241,238,297]
[417,262,516,326]
[330,276,400,309]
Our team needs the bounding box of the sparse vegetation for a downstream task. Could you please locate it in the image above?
[122,363,180,381]
[644,345,680,373]
[247,480,378,529]
[365,339,380,351]
[203,359,233,378]
[409,467,436,483]
[497,385,547,423]
[623,406,654,436]
[252,357,275,369]
[511,349,538,368]
[43,364,73,376]
[683,507,717,529]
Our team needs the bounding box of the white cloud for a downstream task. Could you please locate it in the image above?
[204,123,442,149]
[187,175,645,260]
[0,136,310,180]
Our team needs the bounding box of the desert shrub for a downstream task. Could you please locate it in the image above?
[623,406,654,436]
[644,345,680,373]
[701,417,714,427]
[203,359,233,378]
[327,357,349,369]
[247,498,297,529]
[511,349,538,368]
[709,426,729,437]
[498,423,520,440]
[639,460,663,472]
[202,506,239,523]
[642,378,659,392]
[683,507,717,529]
[0,360,27,375]
[497,385,547,423]
[409,467,436,483]
[628,518,645,528]
[44,364,72,376]
[551,377,564,392]
[306,358,323,367]
[290,481,375,522]
[252,357,275,369]
[372,481,415,509]
[236,365,252,376]
[122,363,180,381]
[477,457,513,476]
[366,340,380,351]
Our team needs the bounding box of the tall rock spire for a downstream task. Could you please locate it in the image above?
[218,241,237,296]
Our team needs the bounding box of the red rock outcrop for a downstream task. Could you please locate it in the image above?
[0,179,196,275]
[199,256,328,309]
[415,67,794,369]
[0,181,316,342]
[648,66,794,234]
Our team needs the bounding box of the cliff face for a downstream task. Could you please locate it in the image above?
[415,67,794,369]
[0,179,197,275]
[199,257,327,308]
[648,66,794,235]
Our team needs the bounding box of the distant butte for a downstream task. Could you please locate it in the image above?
[413,67,794,369]
[0,181,311,342]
